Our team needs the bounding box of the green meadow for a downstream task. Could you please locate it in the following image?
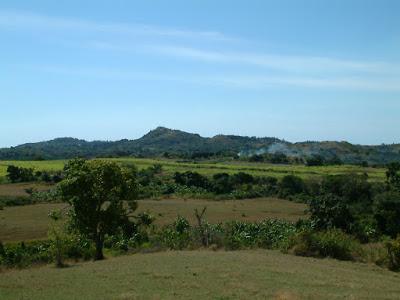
[1,250,400,299]
[0,158,386,183]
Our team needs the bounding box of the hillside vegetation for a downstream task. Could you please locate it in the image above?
[1,127,399,164]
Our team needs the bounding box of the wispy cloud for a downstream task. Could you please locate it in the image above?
[146,45,400,75]
[211,75,400,91]
[0,10,233,41]
[2,10,400,92]
[25,64,400,92]
[77,40,400,76]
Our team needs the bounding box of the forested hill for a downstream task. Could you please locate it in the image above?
[0,127,399,164]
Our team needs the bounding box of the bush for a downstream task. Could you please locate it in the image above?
[212,173,234,194]
[174,171,210,189]
[321,174,372,204]
[0,241,51,268]
[224,221,260,249]
[279,175,305,198]
[290,229,360,261]
[309,194,353,231]
[6,165,36,183]
[257,219,297,249]
[31,188,61,203]
[306,155,324,166]
[386,236,400,271]
[231,172,254,185]
[374,190,400,237]
[351,215,379,243]
[0,195,33,207]
[386,162,400,190]
[223,219,297,250]
[48,212,95,266]
[158,216,191,250]
[61,234,94,261]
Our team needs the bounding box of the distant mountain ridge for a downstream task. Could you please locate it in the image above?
[1,127,399,164]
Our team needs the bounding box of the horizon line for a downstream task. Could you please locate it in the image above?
[1,126,399,149]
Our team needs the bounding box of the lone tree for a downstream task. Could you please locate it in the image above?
[59,159,138,260]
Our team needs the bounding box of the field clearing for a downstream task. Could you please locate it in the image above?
[0,158,386,182]
[0,198,307,243]
[1,250,400,299]
[0,203,67,242]
[0,182,52,197]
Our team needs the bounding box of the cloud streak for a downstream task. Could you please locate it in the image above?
[0,10,233,41]
[2,10,400,92]
[147,45,400,75]
[25,64,400,92]
[210,75,400,91]
[79,40,400,76]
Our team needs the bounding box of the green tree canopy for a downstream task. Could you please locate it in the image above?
[58,159,138,260]
[386,162,400,190]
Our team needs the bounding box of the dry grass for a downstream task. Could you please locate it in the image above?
[0,198,307,243]
[0,183,52,197]
[1,250,399,299]
[0,203,67,242]
[136,197,307,225]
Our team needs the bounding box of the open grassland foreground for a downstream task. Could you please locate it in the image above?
[1,250,400,299]
[0,158,387,182]
[0,198,307,242]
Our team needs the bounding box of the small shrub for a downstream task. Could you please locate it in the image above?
[290,229,360,261]
[0,241,51,268]
[374,190,400,238]
[191,223,224,249]
[309,194,352,231]
[6,165,35,183]
[361,242,389,267]
[352,216,379,243]
[224,221,259,250]
[279,175,305,198]
[48,223,69,267]
[223,219,297,250]
[158,216,191,250]
[386,236,400,271]
[0,196,33,207]
[174,215,190,234]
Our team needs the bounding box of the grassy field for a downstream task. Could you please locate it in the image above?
[1,250,399,299]
[0,160,65,183]
[0,203,67,242]
[0,198,307,243]
[0,158,386,182]
[0,182,52,197]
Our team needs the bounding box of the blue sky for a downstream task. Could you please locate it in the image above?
[1,0,399,147]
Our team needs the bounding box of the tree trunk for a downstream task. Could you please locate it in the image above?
[94,235,104,260]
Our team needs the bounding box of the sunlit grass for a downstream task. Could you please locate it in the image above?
[0,198,307,242]
[1,250,399,299]
[0,158,386,182]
